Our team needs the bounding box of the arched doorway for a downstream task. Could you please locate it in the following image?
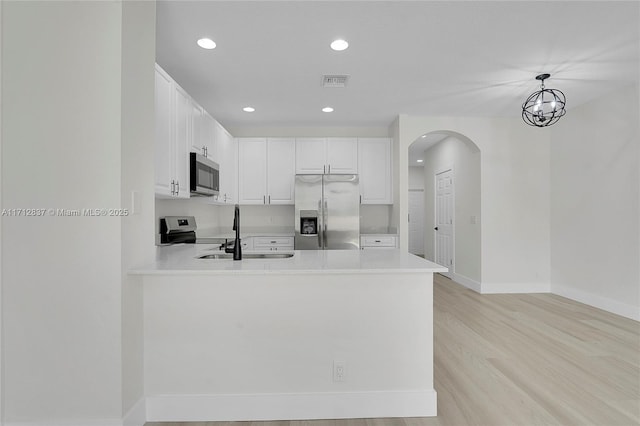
[408,131,481,284]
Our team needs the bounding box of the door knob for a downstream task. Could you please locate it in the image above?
[434,227,439,231]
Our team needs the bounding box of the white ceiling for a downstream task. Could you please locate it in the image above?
[156,1,639,135]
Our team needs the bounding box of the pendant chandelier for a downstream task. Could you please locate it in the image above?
[522,73,566,127]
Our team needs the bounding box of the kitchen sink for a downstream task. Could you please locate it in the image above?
[197,253,294,260]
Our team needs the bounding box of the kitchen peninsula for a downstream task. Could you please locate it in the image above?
[131,247,446,422]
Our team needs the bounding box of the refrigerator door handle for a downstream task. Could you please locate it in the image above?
[323,200,328,249]
[318,199,324,249]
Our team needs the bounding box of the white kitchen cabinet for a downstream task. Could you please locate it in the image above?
[295,137,326,174]
[238,138,295,205]
[327,137,358,174]
[266,138,295,204]
[360,234,398,249]
[189,101,217,159]
[295,137,358,174]
[215,121,237,204]
[154,64,188,199]
[172,84,191,198]
[240,236,253,251]
[358,137,392,204]
[238,138,268,204]
[253,236,294,251]
[154,65,174,197]
[189,102,203,155]
[201,110,216,159]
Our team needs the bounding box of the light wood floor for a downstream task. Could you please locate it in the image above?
[146,275,640,426]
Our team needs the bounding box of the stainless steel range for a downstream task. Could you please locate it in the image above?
[159,216,224,245]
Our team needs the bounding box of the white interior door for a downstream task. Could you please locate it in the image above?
[408,190,425,255]
[435,169,454,277]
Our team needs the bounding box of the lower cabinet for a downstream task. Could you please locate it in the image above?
[360,234,398,249]
[240,237,254,252]
[253,236,294,251]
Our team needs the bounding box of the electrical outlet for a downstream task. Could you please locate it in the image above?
[333,360,346,382]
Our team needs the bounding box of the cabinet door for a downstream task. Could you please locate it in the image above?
[327,137,358,174]
[201,111,216,160]
[358,138,392,204]
[217,122,237,204]
[295,137,326,174]
[238,138,267,204]
[190,101,204,155]
[173,85,191,198]
[154,65,174,197]
[267,138,295,204]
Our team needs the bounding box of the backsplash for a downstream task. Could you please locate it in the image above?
[360,204,394,234]
[155,200,394,241]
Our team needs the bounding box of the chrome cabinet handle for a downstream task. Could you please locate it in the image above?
[328,164,331,174]
[263,195,266,204]
[171,180,175,195]
[176,181,179,196]
[268,195,271,204]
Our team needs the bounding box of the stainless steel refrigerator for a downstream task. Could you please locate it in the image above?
[294,174,360,250]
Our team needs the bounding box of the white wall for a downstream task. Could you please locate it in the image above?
[396,115,551,293]
[2,2,123,422]
[422,136,481,285]
[550,85,640,320]
[408,166,424,190]
[120,0,156,419]
[0,1,4,419]
[1,1,155,423]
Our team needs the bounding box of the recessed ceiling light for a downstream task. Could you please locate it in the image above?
[330,39,349,51]
[417,159,424,163]
[322,107,334,113]
[197,38,216,50]
[242,107,255,112]
[421,135,427,138]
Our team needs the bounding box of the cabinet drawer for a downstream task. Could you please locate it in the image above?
[253,236,294,250]
[361,235,397,248]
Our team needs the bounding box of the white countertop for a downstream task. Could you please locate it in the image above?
[131,245,447,276]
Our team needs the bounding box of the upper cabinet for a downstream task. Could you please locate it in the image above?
[195,108,216,159]
[214,121,237,205]
[238,138,295,205]
[154,64,188,199]
[326,137,359,174]
[155,65,393,206]
[267,138,296,204]
[155,63,234,201]
[358,138,393,204]
[295,137,358,174]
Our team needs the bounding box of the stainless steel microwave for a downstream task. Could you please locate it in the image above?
[190,152,219,196]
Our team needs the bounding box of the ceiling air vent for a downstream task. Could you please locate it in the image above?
[322,75,349,88]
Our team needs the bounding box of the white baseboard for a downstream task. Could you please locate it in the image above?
[146,390,437,422]
[552,284,640,321]
[3,399,146,426]
[3,419,123,426]
[481,281,551,294]
[451,272,482,293]
[122,397,146,426]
